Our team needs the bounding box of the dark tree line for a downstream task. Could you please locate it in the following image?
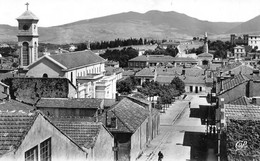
[100,47,138,67]
[188,40,235,59]
[138,77,185,106]
[90,38,144,50]
[144,46,179,57]
[75,38,162,51]
[117,76,185,106]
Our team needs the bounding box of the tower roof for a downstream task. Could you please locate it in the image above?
[17,10,38,20]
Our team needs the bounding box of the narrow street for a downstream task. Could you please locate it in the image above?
[137,94,218,161]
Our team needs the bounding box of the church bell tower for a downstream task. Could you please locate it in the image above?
[17,3,39,67]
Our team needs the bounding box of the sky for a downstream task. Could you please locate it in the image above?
[1,0,260,27]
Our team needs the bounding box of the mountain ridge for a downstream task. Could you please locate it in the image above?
[0,10,249,44]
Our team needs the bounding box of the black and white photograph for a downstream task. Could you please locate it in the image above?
[0,0,260,160]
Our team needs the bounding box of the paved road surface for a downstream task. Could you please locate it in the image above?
[137,94,218,161]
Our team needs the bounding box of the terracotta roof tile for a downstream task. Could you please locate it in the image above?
[100,98,149,133]
[217,74,249,94]
[52,120,102,149]
[135,68,155,77]
[49,50,105,69]
[0,100,34,113]
[0,112,37,156]
[225,104,260,119]
[197,52,213,58]
[36,98,102,109]
[228,96,250,105]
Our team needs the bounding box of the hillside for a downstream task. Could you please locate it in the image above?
[0,10,242,44]
[227,15,260,34]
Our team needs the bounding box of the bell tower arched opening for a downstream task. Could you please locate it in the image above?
[22,42,29,66]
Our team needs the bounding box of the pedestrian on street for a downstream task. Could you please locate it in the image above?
[158,151,164,161]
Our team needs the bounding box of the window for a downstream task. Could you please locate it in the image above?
[71,72,73,84]
[25,146,38,161]
[22,42,29,66]
[40,138,51,161]
[34,42,37,61]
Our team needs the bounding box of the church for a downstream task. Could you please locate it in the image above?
[16,4,117,100]
[17,3,39,67]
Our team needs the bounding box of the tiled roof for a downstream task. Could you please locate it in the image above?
[225,104,260,119]
[17,10,38,20]
[0,112,38,156]
[0,100,34,113]
[217,74,249,94]
[222,65,253,77]
[36,98,102,109]
[49,50,105,69]
[52,120,102,149]
[100,98,149,133]
[179,75,206,84]
[244,73,260,81]
[197,52,213,58]
[173,57,198,62]
[156,67,182,76]
[105,66,123,75]
[129,55,175,62]
[155,75,174,84]
[184,68,205,76]
[228,96,251,105]
[135,68,155,77]
[221,62,242,73]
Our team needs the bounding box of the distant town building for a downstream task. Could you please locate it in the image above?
[248,35,260,50]
[230,34,248,46]
[128,55,198,69]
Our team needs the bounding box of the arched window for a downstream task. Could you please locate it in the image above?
[42,73,48,78]
[22,42,29,66]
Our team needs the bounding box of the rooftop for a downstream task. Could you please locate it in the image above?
[0,100,34,113]
[17,10,38,20]
[52,120,103,149]
[100,98,149,133]
[0,112,38,156]
[225,104,260,119]
[36,98,103,109]
[228,96,251,106]
[48,50,105,70]
[135,68,154,77]
[197,52,214,58]
[217,74,249,95]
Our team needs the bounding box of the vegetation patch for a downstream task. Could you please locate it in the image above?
[224,119,260,161]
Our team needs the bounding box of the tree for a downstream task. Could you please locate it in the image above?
[170,77,185,94]
[116,76,138,94]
